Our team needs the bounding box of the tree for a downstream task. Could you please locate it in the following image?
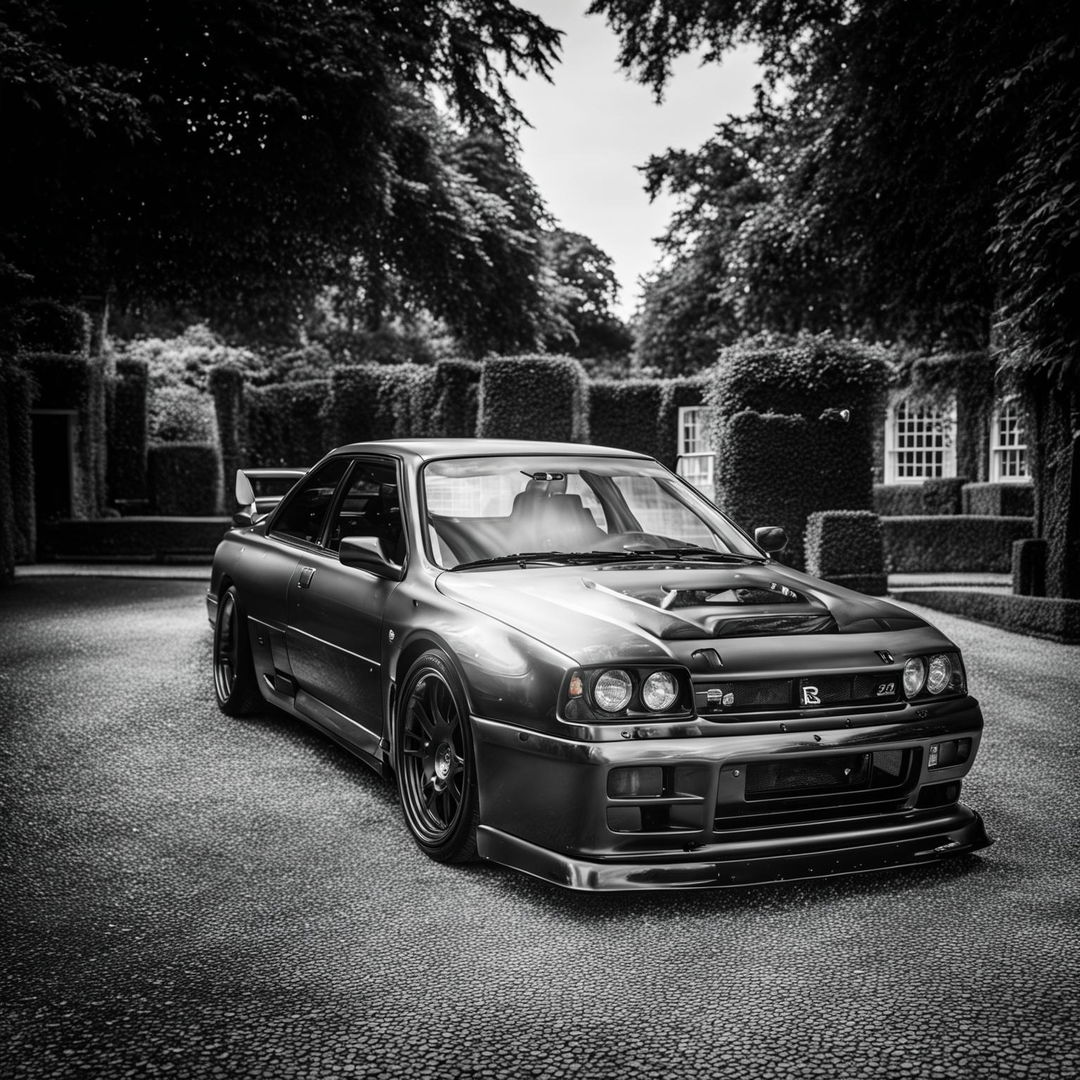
[539,230,633,364]
[594,0,1080,596]
[0,0,560,341]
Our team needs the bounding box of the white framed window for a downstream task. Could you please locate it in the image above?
[676,405,715,500]
[884,394,957,484]
[990,397,1030,482]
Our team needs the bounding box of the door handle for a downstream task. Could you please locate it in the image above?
[298,566,316,589]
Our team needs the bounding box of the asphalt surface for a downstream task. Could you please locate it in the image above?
[1,577,1078,1080]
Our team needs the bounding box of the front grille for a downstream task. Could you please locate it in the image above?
[694,670,902,716]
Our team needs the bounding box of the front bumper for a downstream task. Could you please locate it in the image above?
[472,696,990,891]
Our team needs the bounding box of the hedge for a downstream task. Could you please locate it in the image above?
[881,515,1034,573]
[245,379,331,467]
[873,484,926,516]
[38,517,230,563]
[22,352,103,518]
[1,300,91,356]
[429,359,481,437]
[805,510,887,595]
[148,442,223,515]
[963,482,1035,517]
[2,362,36,566]
[587,380,667,460]
[889,589,1080,645]
[329,363,436,446]
[714,411,816,570]
[1013,538,1047,596]
[921,477,969,515]
[107,358,149,502]
[149,385,219,444]
[477,355,589,443]
[208,364,244,496]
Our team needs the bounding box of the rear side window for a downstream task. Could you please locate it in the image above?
[270,458,350,544]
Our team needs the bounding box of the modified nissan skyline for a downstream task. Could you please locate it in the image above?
[207,439,990,890]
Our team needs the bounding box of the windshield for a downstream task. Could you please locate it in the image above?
[422,454,760,569]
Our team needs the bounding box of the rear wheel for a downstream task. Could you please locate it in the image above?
[213,586,261,716]
[395,650,479,862]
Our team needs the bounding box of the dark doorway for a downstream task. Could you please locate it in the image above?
[31,411,76,523]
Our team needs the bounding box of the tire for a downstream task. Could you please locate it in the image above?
[394,650,479,863]
[213,585,262,716]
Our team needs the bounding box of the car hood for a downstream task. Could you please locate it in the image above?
[435,560,928,664]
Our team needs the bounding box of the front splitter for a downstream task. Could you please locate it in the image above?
[476,807,992,891]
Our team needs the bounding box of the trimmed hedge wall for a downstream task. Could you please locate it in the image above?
[329,364,436,446]
[208,364,244,497]
[22,352,104,518]
[2,300,91,356]
[921,477,969,515]
[873,484,926,516]
[587,380,667,459]
[963,482,1035,517]
[148,443,223,515]
[477,356,589,442]
[2,362,36,567]
[805,510,887,595]
[245,379,331,467]
[882,515,1034,573]
[430,360,481,438]
[890,589,1080,645]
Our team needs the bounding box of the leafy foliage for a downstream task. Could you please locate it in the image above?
[1,1,561,341]
[476,356,589,442]
[805,511,886,596]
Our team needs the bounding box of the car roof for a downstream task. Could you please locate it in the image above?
[328,438,652,463]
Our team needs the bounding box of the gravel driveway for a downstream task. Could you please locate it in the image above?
[2,577,1078,1079]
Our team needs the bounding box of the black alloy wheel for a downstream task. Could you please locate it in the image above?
[213,586,261,716]
[395,650,479,862]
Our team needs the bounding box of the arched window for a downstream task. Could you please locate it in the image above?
[884,395,957,483]
[676,405,715,500]
[990,397,1030,482]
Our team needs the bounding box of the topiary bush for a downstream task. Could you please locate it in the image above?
[477,356,589,442]
[430,360,481,437]
[882,515,1034,573]
[587,380,666,459]
[963,482,1035,517]
[328,363,436,446]
[207,364,244,499]
[107,358,150,504]
[149,385,219,445]
[873,484,926,516]
[921,477,968,515]
[1,300,91,356]
[887,590,1080,645]
[1,362,36,564]
[148,443,223,515]
[714,411,816,569]
[245,379,332,467]
[805,510,887,595]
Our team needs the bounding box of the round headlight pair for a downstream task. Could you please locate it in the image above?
[593,669,679,713]
[903,653,955,698]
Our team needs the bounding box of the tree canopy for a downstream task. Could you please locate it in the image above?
[0,0,562,345]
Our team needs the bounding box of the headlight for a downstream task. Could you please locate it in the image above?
[903,656,926,698]
[594,669,633,712]
[927,653,954,694]
[642,671,679,711]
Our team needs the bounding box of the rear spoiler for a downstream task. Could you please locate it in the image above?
[233,467,307,526]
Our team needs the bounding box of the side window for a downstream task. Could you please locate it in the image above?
[270,458,351,544]
[326,460,406,563]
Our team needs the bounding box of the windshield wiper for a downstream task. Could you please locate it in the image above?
[449,550,682,571]
[593,547,766,563]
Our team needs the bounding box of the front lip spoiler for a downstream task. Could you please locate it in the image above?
[476,807,992,892]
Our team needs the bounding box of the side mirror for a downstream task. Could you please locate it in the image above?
[235,469,256,506]
[339,536,404,581]
[754,526,788,554]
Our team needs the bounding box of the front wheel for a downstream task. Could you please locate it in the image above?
[213,585,261,716]
[394,650,479,863]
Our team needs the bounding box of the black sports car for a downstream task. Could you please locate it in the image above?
[208,439,990,890]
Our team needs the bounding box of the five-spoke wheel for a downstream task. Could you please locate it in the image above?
[395,650,478,862]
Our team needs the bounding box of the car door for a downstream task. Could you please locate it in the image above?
[285,456,406,756]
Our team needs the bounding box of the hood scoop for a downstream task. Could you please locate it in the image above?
[582,577,837,640]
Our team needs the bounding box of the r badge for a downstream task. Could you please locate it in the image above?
[801,685,821,706]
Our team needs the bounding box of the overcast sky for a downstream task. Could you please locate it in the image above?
[510,2,759,318]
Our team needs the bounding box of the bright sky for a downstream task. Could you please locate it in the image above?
[510,2,759,318]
